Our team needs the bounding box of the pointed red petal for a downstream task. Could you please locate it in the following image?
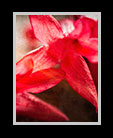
[16,68,65,94]
[16,58,34,81]
[61,48,98,110]
[71,16,98,40]
[91,20,98,38]
[78,17,97,40]
[73,38,98,63]
[16,92,69,121]
[29,15,64,46]
[79,38,98,63]
[17,46,58,74]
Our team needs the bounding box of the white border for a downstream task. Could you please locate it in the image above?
[13,12,101,125]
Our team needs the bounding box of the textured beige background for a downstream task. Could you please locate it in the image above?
[16,15,98,122]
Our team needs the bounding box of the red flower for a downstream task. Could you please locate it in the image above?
[59,16,98,90]
[59,16,98,63]
[72,16,98,90]
[28,15,98,110]
[16,15,98,121]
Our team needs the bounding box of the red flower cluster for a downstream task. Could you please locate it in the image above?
[58,16,98,90]
[16,15,98,121]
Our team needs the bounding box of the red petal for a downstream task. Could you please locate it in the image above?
[75,17,92,40]
[74,38,98,63]
[83,16,98,38]
[16,68,65,94]
[71,16,98,40]
[17,46,58,74]
[61,48,98,110]
[16,92,69,121]
[29,15,64,46]
[91,20,98,38]
[16,57,34,81]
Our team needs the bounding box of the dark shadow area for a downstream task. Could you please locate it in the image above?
[17,80,98,122]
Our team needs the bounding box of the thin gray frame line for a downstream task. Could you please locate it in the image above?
[13,12,101,125]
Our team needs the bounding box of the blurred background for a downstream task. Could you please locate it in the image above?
[16,15,98,122]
